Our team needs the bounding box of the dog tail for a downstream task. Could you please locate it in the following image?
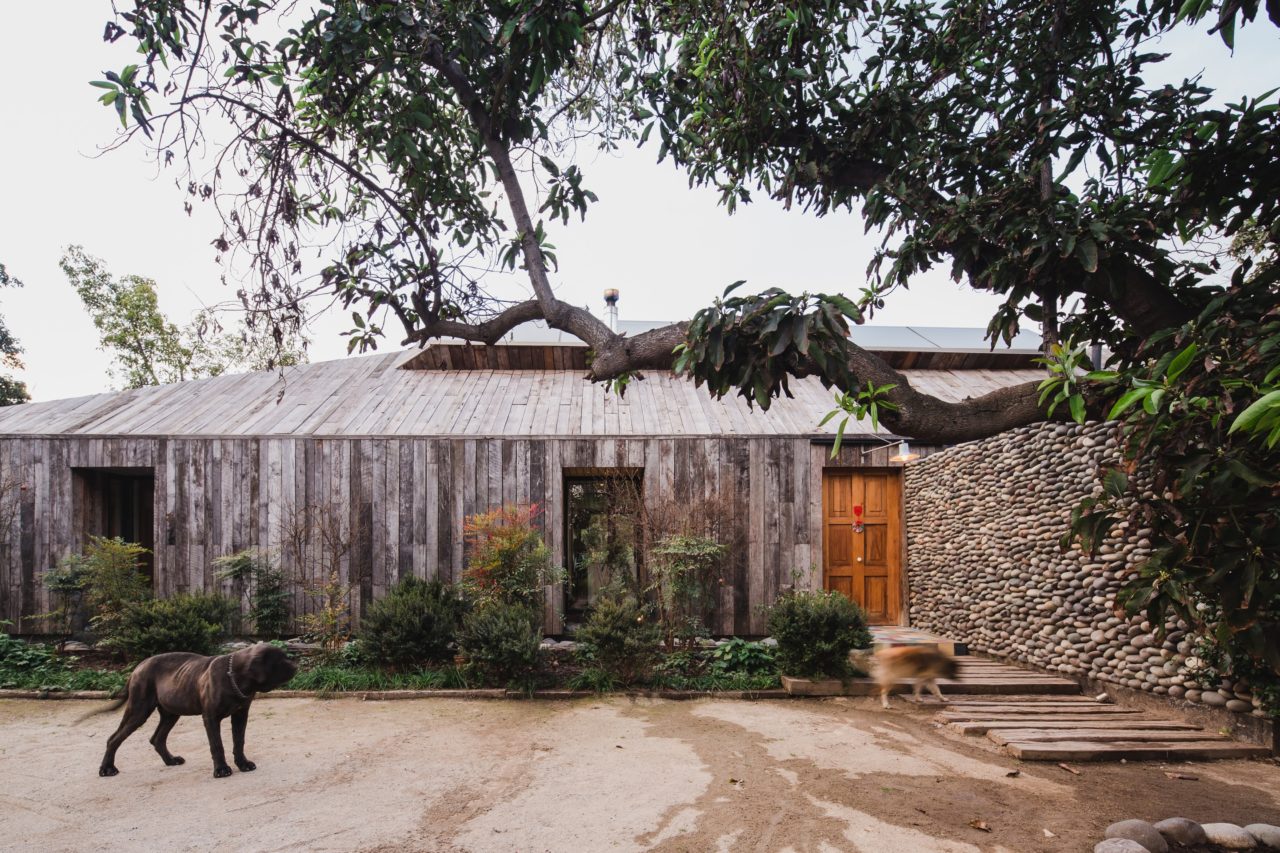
[74,695,127,725]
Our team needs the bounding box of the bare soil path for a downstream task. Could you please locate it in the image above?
[0,696,1276,852]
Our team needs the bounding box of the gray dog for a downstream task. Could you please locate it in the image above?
[88,643,297,778]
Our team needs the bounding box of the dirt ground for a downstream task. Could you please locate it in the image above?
[0,696,1277,853]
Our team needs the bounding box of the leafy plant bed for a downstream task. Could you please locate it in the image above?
[283,646,783,695]
[0,637,130,695]
[0,632,787,697]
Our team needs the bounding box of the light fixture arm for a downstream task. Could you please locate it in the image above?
[859,440,918,463]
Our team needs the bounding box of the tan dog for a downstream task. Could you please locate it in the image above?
[875,645,959,709]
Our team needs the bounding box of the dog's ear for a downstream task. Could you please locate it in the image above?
[246,643,270,684]
[251,644,298,690]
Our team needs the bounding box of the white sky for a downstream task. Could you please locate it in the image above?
[0,5,1273,402]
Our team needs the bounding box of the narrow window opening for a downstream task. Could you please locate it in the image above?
[563,469,643,626]
[72,467,156,584]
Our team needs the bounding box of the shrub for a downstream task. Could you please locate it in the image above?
[298,569,356,656]
[41,555,92,644]
[213,549,290,636]
[567,667,618,693]
[80,537,152,645]
[649,534,725,649]
[709,638,777,677]
[360,577,468,669]
[574,589,661,685]
[767,589,872,679]
[458,602,542,688]
[108,593,236,660]
[462,505,563,610]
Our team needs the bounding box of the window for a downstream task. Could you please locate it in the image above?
[72,467,156,582]
[563,470,642,622]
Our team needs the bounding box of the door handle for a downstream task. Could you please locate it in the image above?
[856,557,863,562]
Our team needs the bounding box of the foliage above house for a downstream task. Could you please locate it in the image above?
[93,0,1275,440]
[77,0,1280,675]
[60,245,307,389]
[0,261,30,406]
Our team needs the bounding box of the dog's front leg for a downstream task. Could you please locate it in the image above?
[231,706,255,772]
[203,712,233,778]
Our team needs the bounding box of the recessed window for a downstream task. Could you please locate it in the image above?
[564,470,642,621]
[71,467,156,583]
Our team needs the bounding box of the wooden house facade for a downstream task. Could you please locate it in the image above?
[0,329,1041,635]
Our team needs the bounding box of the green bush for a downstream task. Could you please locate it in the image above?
[574,590,661,685]
[41,555,92,642]
[80,537,153,646]
[287,663,467,692]
[360,577,468,669]
[213,549,290,636]
[709,638,777,677]
[458,602,542,689]
[108,593,236,660]
[767,589,872,679]
[649,534,725,649]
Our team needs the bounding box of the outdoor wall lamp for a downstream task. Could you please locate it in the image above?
[861,440,919,463]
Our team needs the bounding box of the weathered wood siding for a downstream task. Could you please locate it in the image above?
[0,435,936,635]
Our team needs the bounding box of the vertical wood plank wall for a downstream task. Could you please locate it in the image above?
[0,436,939,635]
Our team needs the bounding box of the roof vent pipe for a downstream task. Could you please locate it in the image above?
[603,288,620,333]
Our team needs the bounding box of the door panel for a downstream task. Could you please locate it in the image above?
[822,469,903,624]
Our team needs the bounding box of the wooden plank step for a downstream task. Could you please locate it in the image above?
[940,705,1135,716]
[942,701,1141,717]
[937,682,1081,695]
[902,696,1100,708]
[947,676,1075,681]
[986,729,1220,746]
[1004,740,1272,762]
[904,695,1099,705]
[944,694,1099,702]
[948,718,1197,735]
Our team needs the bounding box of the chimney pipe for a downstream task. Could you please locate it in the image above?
[603,288,620,333]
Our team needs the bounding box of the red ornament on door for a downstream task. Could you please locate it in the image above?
[853,504,864,534]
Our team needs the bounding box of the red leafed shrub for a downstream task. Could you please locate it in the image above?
[462,505,563,610]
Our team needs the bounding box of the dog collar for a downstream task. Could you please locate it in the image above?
[226,652,250,701]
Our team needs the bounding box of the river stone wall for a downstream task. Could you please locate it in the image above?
[903,420,1266,719]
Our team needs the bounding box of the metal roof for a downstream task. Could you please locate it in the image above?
[484,320,1040,352]
[0,349,1041,439]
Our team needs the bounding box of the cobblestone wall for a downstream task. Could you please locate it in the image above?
[904,421,1266,718]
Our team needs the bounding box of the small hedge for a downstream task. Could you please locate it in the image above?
[108,593,236,660]
[458,602,542,688]
[767,589,872,679]
[359,577,468,669]
[574,590,661,685]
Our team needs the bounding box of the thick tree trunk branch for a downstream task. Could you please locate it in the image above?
[412,36,1057,446]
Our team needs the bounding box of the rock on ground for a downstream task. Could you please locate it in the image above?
[1153,817,1208,846]
[1245,824,1280,848]
[1105,819,1168,853]
[1202,822,1258,849]
[1095,840,1152,853]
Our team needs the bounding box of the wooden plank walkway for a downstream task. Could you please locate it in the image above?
[909,657,1271,762]
[930,658,1081,695]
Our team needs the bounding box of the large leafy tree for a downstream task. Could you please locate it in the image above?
[61,245,306,388]
[97,1,1277,672]
[0,262,31,406]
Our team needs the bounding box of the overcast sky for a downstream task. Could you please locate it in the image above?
[0,5,1272,402]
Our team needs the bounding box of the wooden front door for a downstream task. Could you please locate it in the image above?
[822,470,903,624]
